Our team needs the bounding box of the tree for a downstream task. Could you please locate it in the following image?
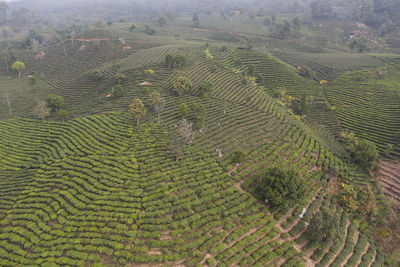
[3,92,12,117]
[165,54,175,69]
[129,98,146,126]
[144,69,155,80]
[29,75,36,85]
[178,118,195,144]
[204,48,213,60]
[144,25,155,35]
[46,94,64,112]
[311,0,333,19]
[34,100,50,121]
[193,12,200,28]
[293,93,310,115]
[199,81,213,96]
[341,129,359,150]
[179,103,190,118]
[338,183,359,213]
[12,61,25,79]
[148,91,165,123]
[314,36,328,52]
[174,55,187,68]
[260,166,306,209]
[292,16,301,31]
[263,17,272,25]
[165,54,187,69]
[129,23,136,30]
[111,84,123,99]
[353,139,379,171]
[3,47,15,73]
[190,103,206,130]
[298,66,316,80]
[114,73,126,85]
[173,77,192,96]
[171,133,184,162]
[91,69,103,81]
[240,37,253,50]
[57,109,68,122]
[307,207,340,243]
[157,16,167,27]
[232,151,246,165]
[0,2,8,25]
[273,21,291,39]
[357,185,376,216]
[349,38,368,53]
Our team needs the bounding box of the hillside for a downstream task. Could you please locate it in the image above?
[0,15,399,267]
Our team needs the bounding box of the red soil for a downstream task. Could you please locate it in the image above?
[378,160,400,207]
[35,51,46,59]
[75,38,109,42]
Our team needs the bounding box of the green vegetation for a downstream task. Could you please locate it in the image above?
[173,76,192,96]
[307,206,340,243]
[11,61,25,79]
[260,166,306,209]
[0,0,399,265]
[129,98,146,126]
[46,94,64,112]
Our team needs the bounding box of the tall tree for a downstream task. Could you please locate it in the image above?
[353,139,379,171]
[0,2,8,25]
[310,0,333,19]
[173,76,192,96]
[46,94,64,112]
[178,118,195,144]
[157,16,167,27]
[148,91,165,123]
[34,100,50,121]
[57,109,69,122]
[11,61,25,79]
[129,98,146,126]
[199,81,213,96]
[144,69,155,80]
[193,12,200,28]
[3,92,12,117]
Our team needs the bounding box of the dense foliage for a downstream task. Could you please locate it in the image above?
[260,166,306,209]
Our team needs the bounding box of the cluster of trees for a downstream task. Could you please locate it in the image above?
[34,94,68,122]
[128,91,166,126]
[341,130,379,172]
[173,76,192,96]
[292,93,310,116]
[270,16,302,40]
[198,81,213,97]
[165,54,187,69]
[179,102,206,130]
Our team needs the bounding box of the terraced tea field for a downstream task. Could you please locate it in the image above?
[325,66,400,158]
[0,112,384,266]
[0,20,398,266]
